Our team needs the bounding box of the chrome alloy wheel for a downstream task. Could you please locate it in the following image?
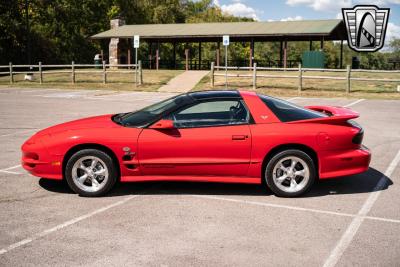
[71,156,109,193]
[272,156,310,193]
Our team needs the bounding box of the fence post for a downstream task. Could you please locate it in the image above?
[210,62,215,87]
[138,60,143,85]
[298,63,302,92]
[346,65,351,93]
[71,61,75,84]
[9,62,13,84]
[135,61,138,87]
[39,62,43,84]
[253,62,257,89]
[102,60,106,84]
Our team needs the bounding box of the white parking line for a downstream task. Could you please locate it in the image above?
[38,91,92,98]
[188,195,400,224]
[1,165,21,171]
[323,149,400,267]
[0,165,22,175]
[0,193,144,255]
[0,170,21,175]
[19,89,62,93]
[286,97,301,101]
[191,194,356,216]
[0,129,37,138]
[344,99,365,108]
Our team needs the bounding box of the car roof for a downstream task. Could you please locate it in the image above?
[188,90,241,100]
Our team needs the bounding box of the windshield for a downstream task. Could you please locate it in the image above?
[116,94,192,127]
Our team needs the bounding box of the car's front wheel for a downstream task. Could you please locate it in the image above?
[265,149,316,197]
[65,149,117,197]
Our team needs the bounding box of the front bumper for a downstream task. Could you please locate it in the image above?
[21,138,63,180]
[319,145,371,179]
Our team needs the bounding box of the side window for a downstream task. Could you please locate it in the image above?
[168,100,249,128]
[258,94,326,122]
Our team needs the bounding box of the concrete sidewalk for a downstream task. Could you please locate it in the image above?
[158,70,209,93]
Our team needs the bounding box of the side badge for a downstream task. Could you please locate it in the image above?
[260,115,268,120]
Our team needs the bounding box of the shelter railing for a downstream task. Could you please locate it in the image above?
[210,62,400,93]
[0,61,143,86]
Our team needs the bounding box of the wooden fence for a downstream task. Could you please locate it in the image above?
[0,61,143,86]
[210,62,400,93]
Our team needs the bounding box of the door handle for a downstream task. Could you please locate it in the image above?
[232,135,248,140]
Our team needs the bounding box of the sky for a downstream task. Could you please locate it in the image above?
[212,0,400,46]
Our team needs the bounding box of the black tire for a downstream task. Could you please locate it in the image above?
[65,149,118,197]
[264,149,316,197]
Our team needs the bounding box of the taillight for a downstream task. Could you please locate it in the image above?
[348,120,363,145]
[352,128,364,144]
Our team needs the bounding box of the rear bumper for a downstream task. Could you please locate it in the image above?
[319,145,371,179]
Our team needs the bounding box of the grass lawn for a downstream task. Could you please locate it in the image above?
[194,69,400,99]
[0,69,183,92]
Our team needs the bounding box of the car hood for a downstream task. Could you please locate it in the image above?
[36,114,118,136]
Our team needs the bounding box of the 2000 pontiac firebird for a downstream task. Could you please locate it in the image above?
[22,90,371,197]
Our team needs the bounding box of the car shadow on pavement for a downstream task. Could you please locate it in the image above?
[39,167,392,198]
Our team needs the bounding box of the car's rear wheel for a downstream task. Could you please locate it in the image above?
[65,149,117,197]
[265,149,316,197]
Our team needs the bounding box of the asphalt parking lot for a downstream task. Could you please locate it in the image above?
[0,87,399,266]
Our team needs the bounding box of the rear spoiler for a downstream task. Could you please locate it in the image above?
[290,105,359,124]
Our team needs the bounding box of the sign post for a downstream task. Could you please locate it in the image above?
[133,35,140,86]
[223,35,229,88]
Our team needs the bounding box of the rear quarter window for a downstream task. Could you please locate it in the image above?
[258,94,326,122]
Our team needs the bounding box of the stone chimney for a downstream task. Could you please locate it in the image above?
[109,19,126,67]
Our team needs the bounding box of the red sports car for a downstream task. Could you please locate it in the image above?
[21,90,371,197]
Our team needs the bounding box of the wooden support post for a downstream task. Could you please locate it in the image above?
[155,41,160,70]
[249,48,253,67]
[134,59,137,87]
[138,60,143,85]
[216,47,221,70]
[9,62,13,84]
[253,62,257,90]
[185,48,189,71]
[156,47,159,70]
[199,42,202,70]
[250,38,254,67]
[298,63,302,92]
[346,65,351,93]
[320,37,324,50]
[102,60,106,84]
[309,40,313,51]
[148,42,152,69]
[215,41,221,70]
[340,40,344,69]
[71,61,75,84]
[39,62,43,84]
[173,42,176,69]
[283,41,288,69]
[128,42,131,69]
[100,50,104,62]
[279,41,283,67]
[210,62,214,87]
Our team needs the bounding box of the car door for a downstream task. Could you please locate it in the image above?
[137,99,252,176]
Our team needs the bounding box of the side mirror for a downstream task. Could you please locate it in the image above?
[150,119,175,129]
